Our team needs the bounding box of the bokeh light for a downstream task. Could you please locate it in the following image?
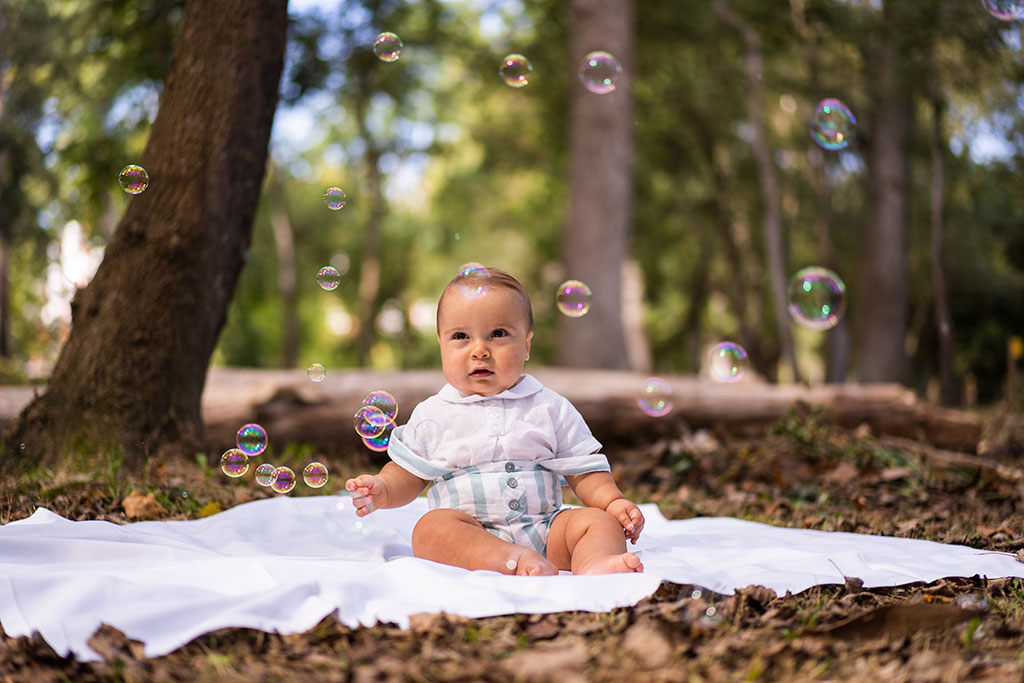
[787,266,847,330]
[118,165,149,194]
[708,341,749,383]
[307,362,326,383]
[323,187,347,210]
[578,51,622,94]
[373,32,402,62]
[636,377,673,417]
[555,280,592,318]
[499,54,533,88]
[316,266,341,291]
[236,423,267,456]
[809,98,856,151]
[271,466,296,494]
[303,462,329,488]
[220,449,249,478]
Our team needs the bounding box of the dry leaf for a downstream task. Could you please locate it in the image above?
[121,490,167,520]
[199,502,222,518]
[622,621,673,668]
[817,602,983,640]
[499,638,588,683]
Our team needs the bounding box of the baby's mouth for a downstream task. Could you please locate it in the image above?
[470,368,494,378]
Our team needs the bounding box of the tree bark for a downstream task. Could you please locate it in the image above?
[3,0,287,469]
[557,0,634,369]
[856,27,911,384]
[712,0,800,383]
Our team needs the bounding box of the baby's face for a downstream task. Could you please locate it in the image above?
[437,286,533,396]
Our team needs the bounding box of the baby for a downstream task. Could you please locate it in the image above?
[345,267,645,576]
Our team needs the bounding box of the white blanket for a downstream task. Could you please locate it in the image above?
[2,495,1022,661]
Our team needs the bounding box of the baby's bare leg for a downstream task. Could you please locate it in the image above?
[412,509,558,576]
[546,507,644,575]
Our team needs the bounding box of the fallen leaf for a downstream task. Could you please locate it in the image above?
[199,502,222,518]
[499,638,588,683]
[621,621,673,668]
[121,490,167,520]
[816,602,984,640]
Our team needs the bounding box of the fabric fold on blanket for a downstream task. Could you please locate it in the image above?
[1,495,1022,662]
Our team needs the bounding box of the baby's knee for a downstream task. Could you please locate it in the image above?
[411,509,476,553]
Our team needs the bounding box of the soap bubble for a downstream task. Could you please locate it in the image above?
[555,280,592,318]
[316,266,341,291]
[220,448,249,477]
[236,423,267,456]
[708,341,749,383]
[454,262,489,298]
[787,266,846,330]
[578,51,622,94]
[361,389,399,422]
[271,466,296,494]
[413,419,442,454]
[810,98,856,151]
[303,462,329,488]
[254,463,276,487]
[362,421,395,452]
[118,165,149,194]
[499,54,533,88]
[982,0,1024,20]
[323,187,347,210]
[637,377,673,417]
[354,405,389,439]
[373,32,402,62]
[307,362,326,383]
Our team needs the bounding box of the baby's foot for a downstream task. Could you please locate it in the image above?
[574,552,644,575]
[504,548,558,576]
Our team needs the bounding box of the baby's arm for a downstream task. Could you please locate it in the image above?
[344,462,429,517]
[564,471,645,544]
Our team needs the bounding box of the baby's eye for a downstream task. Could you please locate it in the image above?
[491,328,508,338]
[452,331,468,340]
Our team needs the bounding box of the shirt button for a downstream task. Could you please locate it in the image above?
[508,500,520,510]
[505,462,515,472]
[507,478,518,489]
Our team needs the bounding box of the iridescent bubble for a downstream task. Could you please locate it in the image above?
[361,390,399,422]
[636,377,673,417]
[454,262,489,298]
[810,98,856,151]
[499,54,533,88]
[303,461,329,488]
[316,266,341,291]
[787,266,847,330]
[255,462,276,487]
[362,422,395,452]
[354,404,389,439]
[413,419,442,454]
[271,466,296,494]
[708,341,749,383]
[220,448,249,478]
[373,32,402,62]
[555,280,592,318]
[578,51,622,94]
[323,187,347,210]
[982,0,1024,20]
[118,165,149,194]
[236,423,268,456]
[307,362,326,383]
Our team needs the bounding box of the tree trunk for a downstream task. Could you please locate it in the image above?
[928,85,957,405]
[268,165,299,369]
[3,0,287,469]
[712,0,800,384]
[856,29,911,384]
[557,0,634,369]
[352,67,384,367]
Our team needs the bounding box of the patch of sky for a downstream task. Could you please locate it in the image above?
[104,82,160,133]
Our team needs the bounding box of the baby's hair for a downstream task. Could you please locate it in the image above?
[437,265,534,332]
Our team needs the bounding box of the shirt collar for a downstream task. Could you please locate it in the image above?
[437,374,543,403]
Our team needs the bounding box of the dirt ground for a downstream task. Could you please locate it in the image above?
[2,405,1024,682]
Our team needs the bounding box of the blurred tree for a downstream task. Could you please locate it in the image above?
[556,0,634,369]
[4,0,287,468]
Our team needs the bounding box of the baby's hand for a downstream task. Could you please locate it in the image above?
[606,498,645,545]
[344,474,385,516]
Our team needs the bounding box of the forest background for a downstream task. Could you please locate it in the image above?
[1,0,1023,423]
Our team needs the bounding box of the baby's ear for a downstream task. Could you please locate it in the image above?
[525,330,533,353]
